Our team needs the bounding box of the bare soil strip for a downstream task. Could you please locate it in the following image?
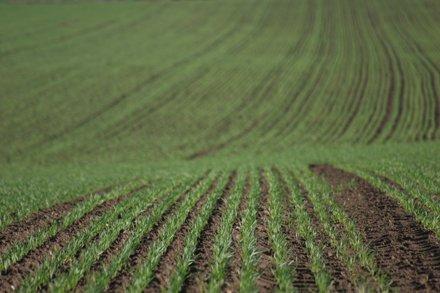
[256,169,277,292]
[182,171,237,292]
[223,176,251,291]
[311,164,440,291]
[0,184,147,292]
[0,184,113,254]
[272,167,317,290]
[144,176,223,292]
[107,174,210,292]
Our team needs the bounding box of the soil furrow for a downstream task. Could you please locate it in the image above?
[74,204,155,290]
[144,177,222,292]
[272,167,317,291]
[311,164,440,291]
[0,184,147,292]
[286,170,353,291]
[223,176,251,292]
[0,184,113,254]
[106,174,210,292]
[182,171,237,292]
[255,169,277,292]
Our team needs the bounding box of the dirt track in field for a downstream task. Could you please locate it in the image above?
[311,164,440,291]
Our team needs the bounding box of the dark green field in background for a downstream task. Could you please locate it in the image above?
[0,0,439,291]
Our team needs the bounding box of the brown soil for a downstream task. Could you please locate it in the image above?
[285,170,354,291]
[0,184,147,292]
[75,207,148,290]
[182,171,237,292]
[311,164,440,291]
[255,169,277,292]
[144,176,223,292]
[107,174,211,292]
[271,167,317,291]
[223,176,251,291]
[0,185,113,255]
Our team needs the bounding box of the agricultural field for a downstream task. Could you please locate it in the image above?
[0,0,440,292]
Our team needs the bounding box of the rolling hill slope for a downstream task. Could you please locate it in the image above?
[0,0,439,291]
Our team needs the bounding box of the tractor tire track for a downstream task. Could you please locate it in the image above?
[311,164,440,291]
